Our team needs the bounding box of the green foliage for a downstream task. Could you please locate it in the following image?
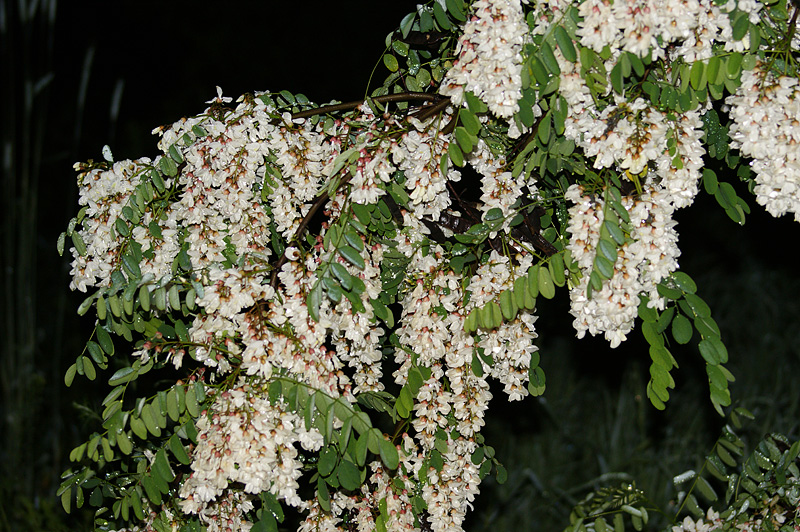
[559,409,800,532]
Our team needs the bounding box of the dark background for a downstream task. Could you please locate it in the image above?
[3,1,800,531]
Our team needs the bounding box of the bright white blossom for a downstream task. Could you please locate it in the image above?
[566,185,680,347]
[727,66,800,221]
[440,0,528,119]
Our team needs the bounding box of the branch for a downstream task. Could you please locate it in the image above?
[788,5,800,47]
[269,188,331,289]
[271,93,454,289]
[291,92,446,119]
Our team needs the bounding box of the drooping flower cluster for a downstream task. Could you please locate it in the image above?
[393,119,461,222]
[577,0,755,61]
[179,382,323,515]
[70,158,155,292]
[467,251,538,400]
[727,66,800,222]
[556,50,707,212]
[566,185,680,347]
[470,139,534,236]
[440,0,528,119]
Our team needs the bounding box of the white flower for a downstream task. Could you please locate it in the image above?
[206,86,232,104]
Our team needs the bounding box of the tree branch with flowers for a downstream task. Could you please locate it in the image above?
[58,0,800,531]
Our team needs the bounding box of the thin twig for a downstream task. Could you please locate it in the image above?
[291,92,445,119]
[269,189,330,289]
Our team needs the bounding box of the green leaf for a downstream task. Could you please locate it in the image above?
[540,42,560,75]
[554,26,577,62]
[141,403,161,437]
[86,341,105,365]
[690,60,705,90]
[446,0,466,21]
[252,513,277,532]
[338,245,365,270]
[383,54,398,72]
[538,112,551,144]
[530,56,550,86]
[307,280,323,322]
[597,238,618,262]
[638,298,658,323]
[142,476,162,505]
[610,60,624,94]
[185,386,199,418]
[538,266,555,299]
[169,434,191,465]
[594,255,615,279]
[400,12,415,38]
[82,357,96,380]
[130,416,147,440]
[108,366,136,386]
[671,314,693,344]
[96,327,114,356]
[379,438,399,469]
[344,228,364,252]
[684,293,711,318]
[672,272,697,293]
[168,143,184,164]
[279,90,296,104]
[318,446,337,477]
[158,156,177,177]
[464,91,488,114]
[699,338,722,365]
[71,231,88,257]
[337,459,361,491]
[455,126,474,153]
[154,448,175,482]
[731,12,749,41]
[603,220,625,245]
[432,1,451,30]
[726,53,743,78]
[549,254,566,287]
[460,109,481,135]
[496,463,508,484]
[448,141,464,167]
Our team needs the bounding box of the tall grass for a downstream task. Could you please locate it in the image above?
[0,1,93,529]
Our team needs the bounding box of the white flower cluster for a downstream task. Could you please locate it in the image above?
[556,51,707,211]
[470,139,532,236]
[179,383,323,515]
[195,491,255,532]
[269,118,337,238]
[727,66,800,222]
[468,251,539,400]
[327,243,386,394]
[577,0,756,61]
[440,0,528,118]
[392,125,461,222]
[652,110,706,210]
[566,185,680,347]
[422,435,483,531]
[671,508,722,532]
[70,158,153,292]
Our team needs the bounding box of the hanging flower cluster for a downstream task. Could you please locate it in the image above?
[58,0,800,530]
[440,0,529,120]
[727,65,800,221]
